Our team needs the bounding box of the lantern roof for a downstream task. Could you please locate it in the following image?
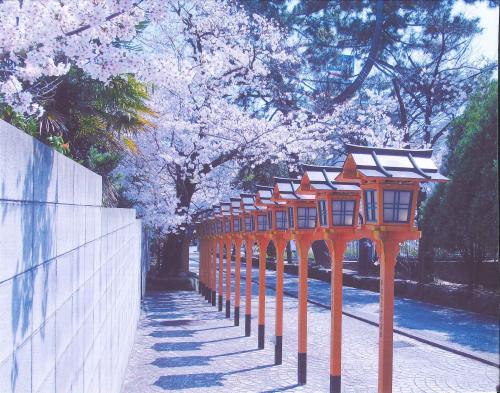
[212,204,222,217]
[300,164,361,191]
[194,207,212,223]
[204,209,213,219]
[256,185,279,205]
[343,144,448,181]
[273,177,315,201]
[230,197,241,215]
[240,193,258,212]
[240,193,255,211]
[220,201,231,216]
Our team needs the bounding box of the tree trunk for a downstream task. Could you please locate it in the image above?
[358,238,372,275]
[286,242,293,264]
[331,0,384,105]
[267,241,276,259]
[158,173,196,277]
[311,240,330,268]
[159,231,190,277]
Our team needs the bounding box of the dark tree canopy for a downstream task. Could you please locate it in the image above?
[419,80,498,286]
[240,0,496,147]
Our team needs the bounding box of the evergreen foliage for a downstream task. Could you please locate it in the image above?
[419,80,498,286]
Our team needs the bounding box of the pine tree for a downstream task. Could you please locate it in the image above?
[419,80,498,287]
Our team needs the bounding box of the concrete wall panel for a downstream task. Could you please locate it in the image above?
[0,121,34,201]
[0,121,144,393]
[0,201,33,282]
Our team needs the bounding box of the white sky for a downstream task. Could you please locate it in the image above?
[453,0,499,61]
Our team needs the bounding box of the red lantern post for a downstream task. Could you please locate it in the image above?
[230,197,243,326]
[298,164,362,393]
[337,144,448,393]
[253,188,272,349]
[273,177,318,385]
[221,202,233,318]
[240,193,257,336]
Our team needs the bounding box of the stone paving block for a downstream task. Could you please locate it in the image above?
[0,119,34,202]
[32,315,56,393]
[122,280,499,393]
[33,138,58,203]
[0,201,33,283]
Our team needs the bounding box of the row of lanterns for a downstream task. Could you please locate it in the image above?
[195,144,447,393]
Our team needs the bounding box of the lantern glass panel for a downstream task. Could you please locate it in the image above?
[318,200,327,227]
[233,218,240,232]
[297,207,317,229]
[225,220,231,232]
[257,215,268,231]
[383,190,412,223]
[244,216,254,232]
[275,211,287,230]
[217,221,222,233]
[364,190,377,222]
[267,211,273,229]
[332,200,355,226]
[288,207,294,228]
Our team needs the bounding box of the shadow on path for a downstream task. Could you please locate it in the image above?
[153,363,274,390]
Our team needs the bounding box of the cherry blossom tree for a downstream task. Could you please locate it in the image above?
[0,0,149,115]
[1,0,402,275]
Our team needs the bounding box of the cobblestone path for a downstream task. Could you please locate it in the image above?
[122,268,498,392]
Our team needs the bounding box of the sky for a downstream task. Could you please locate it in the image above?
[453,0,499,61]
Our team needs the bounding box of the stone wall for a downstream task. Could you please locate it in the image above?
[0,120,143,393]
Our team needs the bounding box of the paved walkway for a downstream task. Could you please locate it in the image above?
[122,253,499,392]
[189,249,498,363]
[241,261,499,365]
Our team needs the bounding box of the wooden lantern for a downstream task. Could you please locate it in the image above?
[337,144,448,393]
[239,193,257,337]
[271,176,317,384]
